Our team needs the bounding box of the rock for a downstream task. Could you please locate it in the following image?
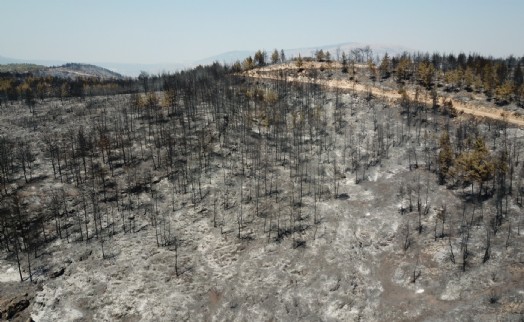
[337,193,350,200]
[50,267,65,279]
[0,297,30,320]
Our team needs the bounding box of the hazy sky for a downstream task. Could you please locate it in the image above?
[1,0,523,64]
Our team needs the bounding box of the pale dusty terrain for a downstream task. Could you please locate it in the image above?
[0,77,523,321]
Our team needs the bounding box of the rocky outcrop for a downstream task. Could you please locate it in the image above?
[49,267,65,279]
[0,294,30,320]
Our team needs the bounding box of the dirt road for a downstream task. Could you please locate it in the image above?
[245,65,524,127]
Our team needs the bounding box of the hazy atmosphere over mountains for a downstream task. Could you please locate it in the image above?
[1,42,410,77]
[1,0,523,76]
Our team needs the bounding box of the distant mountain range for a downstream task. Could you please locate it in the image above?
[193,50,255,67]
[191,43,410,67]
[0,55,184,79]
[0,42,411,77]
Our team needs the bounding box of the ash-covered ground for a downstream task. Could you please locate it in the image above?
[1,75,523,321]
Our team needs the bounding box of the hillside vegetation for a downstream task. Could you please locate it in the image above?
[0,55,523,321]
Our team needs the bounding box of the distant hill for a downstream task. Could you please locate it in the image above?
[0,55,26,65]
[94,62,187,78]
[0,62,124,80]
[37,63,124,80]
[0,63,47,73]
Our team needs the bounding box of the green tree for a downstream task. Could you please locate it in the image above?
[396,56,411,82]
[463,67,475,90]
[454,137,495,195]
[271,49,280,64]
[162,88,177,108]
[495,80,514,104]
[315,49,325,62]
[36,81,50,101]
[482,64,497,98]
[242,56,255,71]
[231,60,242,73]
[445,69,463,91]
[254,50,267,66]
[379,53,391,79]
[146,91,159,109]
[60,83,70,102]
[417,61,435,89]
[341,52,348,73]
[295,54,303,68]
